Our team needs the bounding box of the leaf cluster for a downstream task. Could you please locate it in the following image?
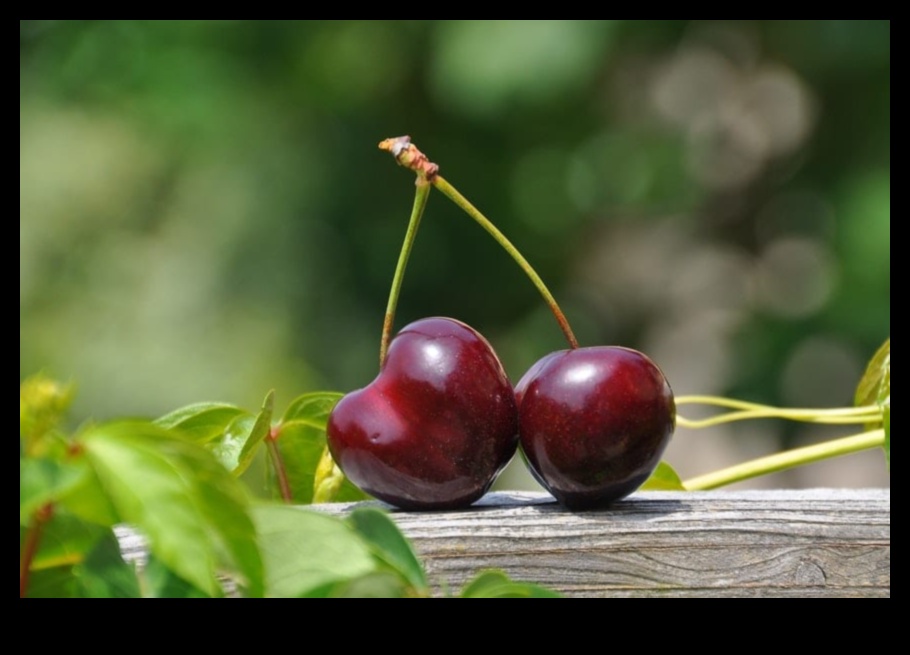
[20,377,556,597]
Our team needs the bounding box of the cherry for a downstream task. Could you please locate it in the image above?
[515,346,676,509]
[327,317,519,510]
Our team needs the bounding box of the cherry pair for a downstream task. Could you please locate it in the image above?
[327,316,675,510]
[326,138,674,510]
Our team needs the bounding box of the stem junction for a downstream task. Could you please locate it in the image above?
[379,136,578,350]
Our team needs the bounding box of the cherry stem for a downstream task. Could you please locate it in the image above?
[20,502,53,598]
[378,136,578,350]
[266,428,293,503]
[432,175,579,350]
[682,429,885,490]
[676,395,883,429]
[380,179,431,366]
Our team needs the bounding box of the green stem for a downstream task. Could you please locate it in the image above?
[266,429,293,504]
[682,429,885,490]
[675,396,882,429]
[20,502,53,598]
[432,175,579,350]
[678,410,882,428]
[380,179,432,366]
[677,395,881,415]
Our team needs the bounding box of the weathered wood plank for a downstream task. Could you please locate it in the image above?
[115,489,889,597]
[319,489,890,598]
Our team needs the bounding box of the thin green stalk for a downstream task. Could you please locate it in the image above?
[678,410,883,428]
[380,179,431,366]
[682,429,885,490]
[675,396,882,429]
[677,395,881,415]
[266,430,293,503]
[432,176,579,350]
[20,502,53,598]
[378,136,578,349]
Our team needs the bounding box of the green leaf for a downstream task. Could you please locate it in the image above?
[459,570,561,598]
[335,477,370,502]
[855,338,890,469]
[304,571,408,598]
[20,457,88,525]
[24,510,110,571]
[82,421,263,598]
[210,414,256,474]
[312,446,367,503]
[252,504,376,598]
[208,391,274,476]
[59,465,120,527]
[73,530,141,598]
[348,507,428,592]
[25,565,77,598]
[140,555,212,598]
[155,402,250,444]
[237,390,274,473]
[855,338,890,408]
[273,391,368,504]
[282,391,344,424]
[270,421,323,503]
[640,460,685,491]
[312,446,343,503]
[21,512,117,596]
[276,447,370,505]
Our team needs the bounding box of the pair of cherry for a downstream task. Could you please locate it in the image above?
[327,316,676,510]
[326,137,675,510]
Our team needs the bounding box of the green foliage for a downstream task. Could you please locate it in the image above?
[26,565,79,598]
[157,390,366,504]
[210,414,257,474]
[855,338,890,466]
[459,570,561,598]
[24,511,109,573]
[81,421,263,597]
[140,556,211,598]
[20,377,556,598]
[274,392,368,504]
[239,390,275,473]
[72,531,141,598]
[855,338,890,409]
[20,458,87,525]
[252,504,376,597]
[155,403,250,444]
[348,507,428,592]
[640,461,685,491]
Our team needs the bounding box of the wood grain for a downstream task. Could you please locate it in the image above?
[319,489,890,597]
[115,489,889,597]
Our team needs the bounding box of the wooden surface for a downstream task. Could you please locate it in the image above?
[115,488,889,597]
[320,489,890,598]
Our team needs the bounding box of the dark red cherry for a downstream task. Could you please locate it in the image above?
[515,346,675,509]
[327,317,518,510]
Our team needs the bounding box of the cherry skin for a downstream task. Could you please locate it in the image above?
[327,317,518,510]
[515,346,675,509]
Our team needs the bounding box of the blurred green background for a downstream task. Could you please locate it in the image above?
[20,20,890,489]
